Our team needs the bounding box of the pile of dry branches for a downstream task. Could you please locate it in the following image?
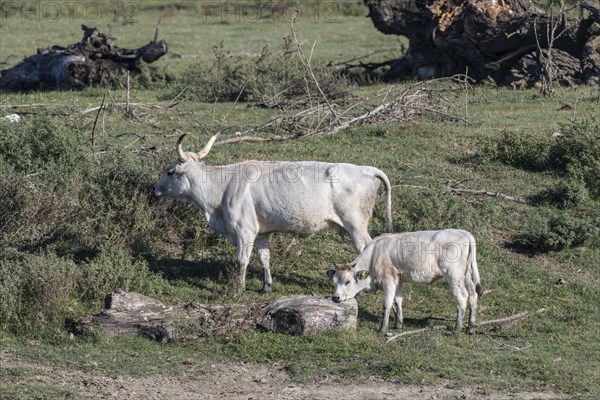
[228,76,470,143]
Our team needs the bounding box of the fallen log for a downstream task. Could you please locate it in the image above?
[0,24,168,92]
[363,0,600,87]
[70,290,357,342]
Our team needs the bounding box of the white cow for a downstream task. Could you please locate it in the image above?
[155,128,393,295]
[327,229,482,333]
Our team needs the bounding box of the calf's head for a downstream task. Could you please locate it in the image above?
[154,127,231,200]
[327,263,370,303]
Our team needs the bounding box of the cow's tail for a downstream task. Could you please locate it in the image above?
[374,169,393,233]
[467,239,483,297]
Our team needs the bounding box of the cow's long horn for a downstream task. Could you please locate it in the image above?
[196,126,233,159]
[176,134,189,163]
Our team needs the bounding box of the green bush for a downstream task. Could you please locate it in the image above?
[0,249,79,335]
[393,190,479,233]
[481,120,600,198]
[529,179,589,209]
[512,215,599,253]
[0,116,93,247]
[485,130,550,171]
[0,116,91,182]
[78,250,168,304]
[0,171,82,249]
[136,62,176,90]
[548,119,600,197]
[171,41,350,105]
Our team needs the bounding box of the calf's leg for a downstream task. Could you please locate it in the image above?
[393,284,404,329]
[380,280,397,333]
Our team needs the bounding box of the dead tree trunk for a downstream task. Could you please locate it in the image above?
[70,290,357,342]
[363,0,600,87]
[0,25,168,92]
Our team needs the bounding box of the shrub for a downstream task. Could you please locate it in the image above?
[136,61,176,90]
[548,119,600,197]
[529,179,589,209]
[0,116,93,248]
[0,249,79,335]
[77,250,168,304]
[485,130,550,171]
[0,116,91,182]
[171,41,350,105]
[0,171,83,249]
[512,215,599,253]
[393,190,479,233]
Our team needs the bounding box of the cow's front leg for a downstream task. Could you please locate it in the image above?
[255,235,272,294]
[231,233,255,297]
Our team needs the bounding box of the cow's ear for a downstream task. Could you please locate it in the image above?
[356,270,369,280]
[326,269,336,278]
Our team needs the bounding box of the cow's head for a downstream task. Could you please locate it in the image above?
[327,263,371,303]
[154,127,232,199]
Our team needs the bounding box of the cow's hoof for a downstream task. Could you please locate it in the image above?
[259,285,272,294]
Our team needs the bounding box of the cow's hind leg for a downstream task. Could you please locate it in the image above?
[449,282,469,334]
[255,235,273,294]
[465,278,479,334]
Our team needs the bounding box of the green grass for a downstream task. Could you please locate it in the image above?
[1,1,600,399]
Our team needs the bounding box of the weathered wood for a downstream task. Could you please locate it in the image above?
[0,25,168,92]
[363,0,600,86]
[70,290,357,342]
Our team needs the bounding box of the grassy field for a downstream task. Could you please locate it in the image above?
[1,1,600,399]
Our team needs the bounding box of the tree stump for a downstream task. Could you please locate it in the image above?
[0,25,168,92]
[363,0,600,87]
[70,290,357,342]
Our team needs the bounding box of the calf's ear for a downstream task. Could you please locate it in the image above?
[326,269,336,278]
[356,270,369,280]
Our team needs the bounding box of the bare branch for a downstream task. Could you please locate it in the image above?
[386,308,547,343]
[90,92,106,151]
[445,181,528,204]
[215,135,290,146]
[478,308,547,327]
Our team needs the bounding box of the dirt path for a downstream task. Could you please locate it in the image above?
[0,350,567,400]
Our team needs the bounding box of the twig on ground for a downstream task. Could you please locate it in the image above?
[445,180,528,204]
[386,325,449,342]
[478,308,547,328]
[391,184,432,190]
[386,308,547,343]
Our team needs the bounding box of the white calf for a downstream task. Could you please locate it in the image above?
[327,229,483,333]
